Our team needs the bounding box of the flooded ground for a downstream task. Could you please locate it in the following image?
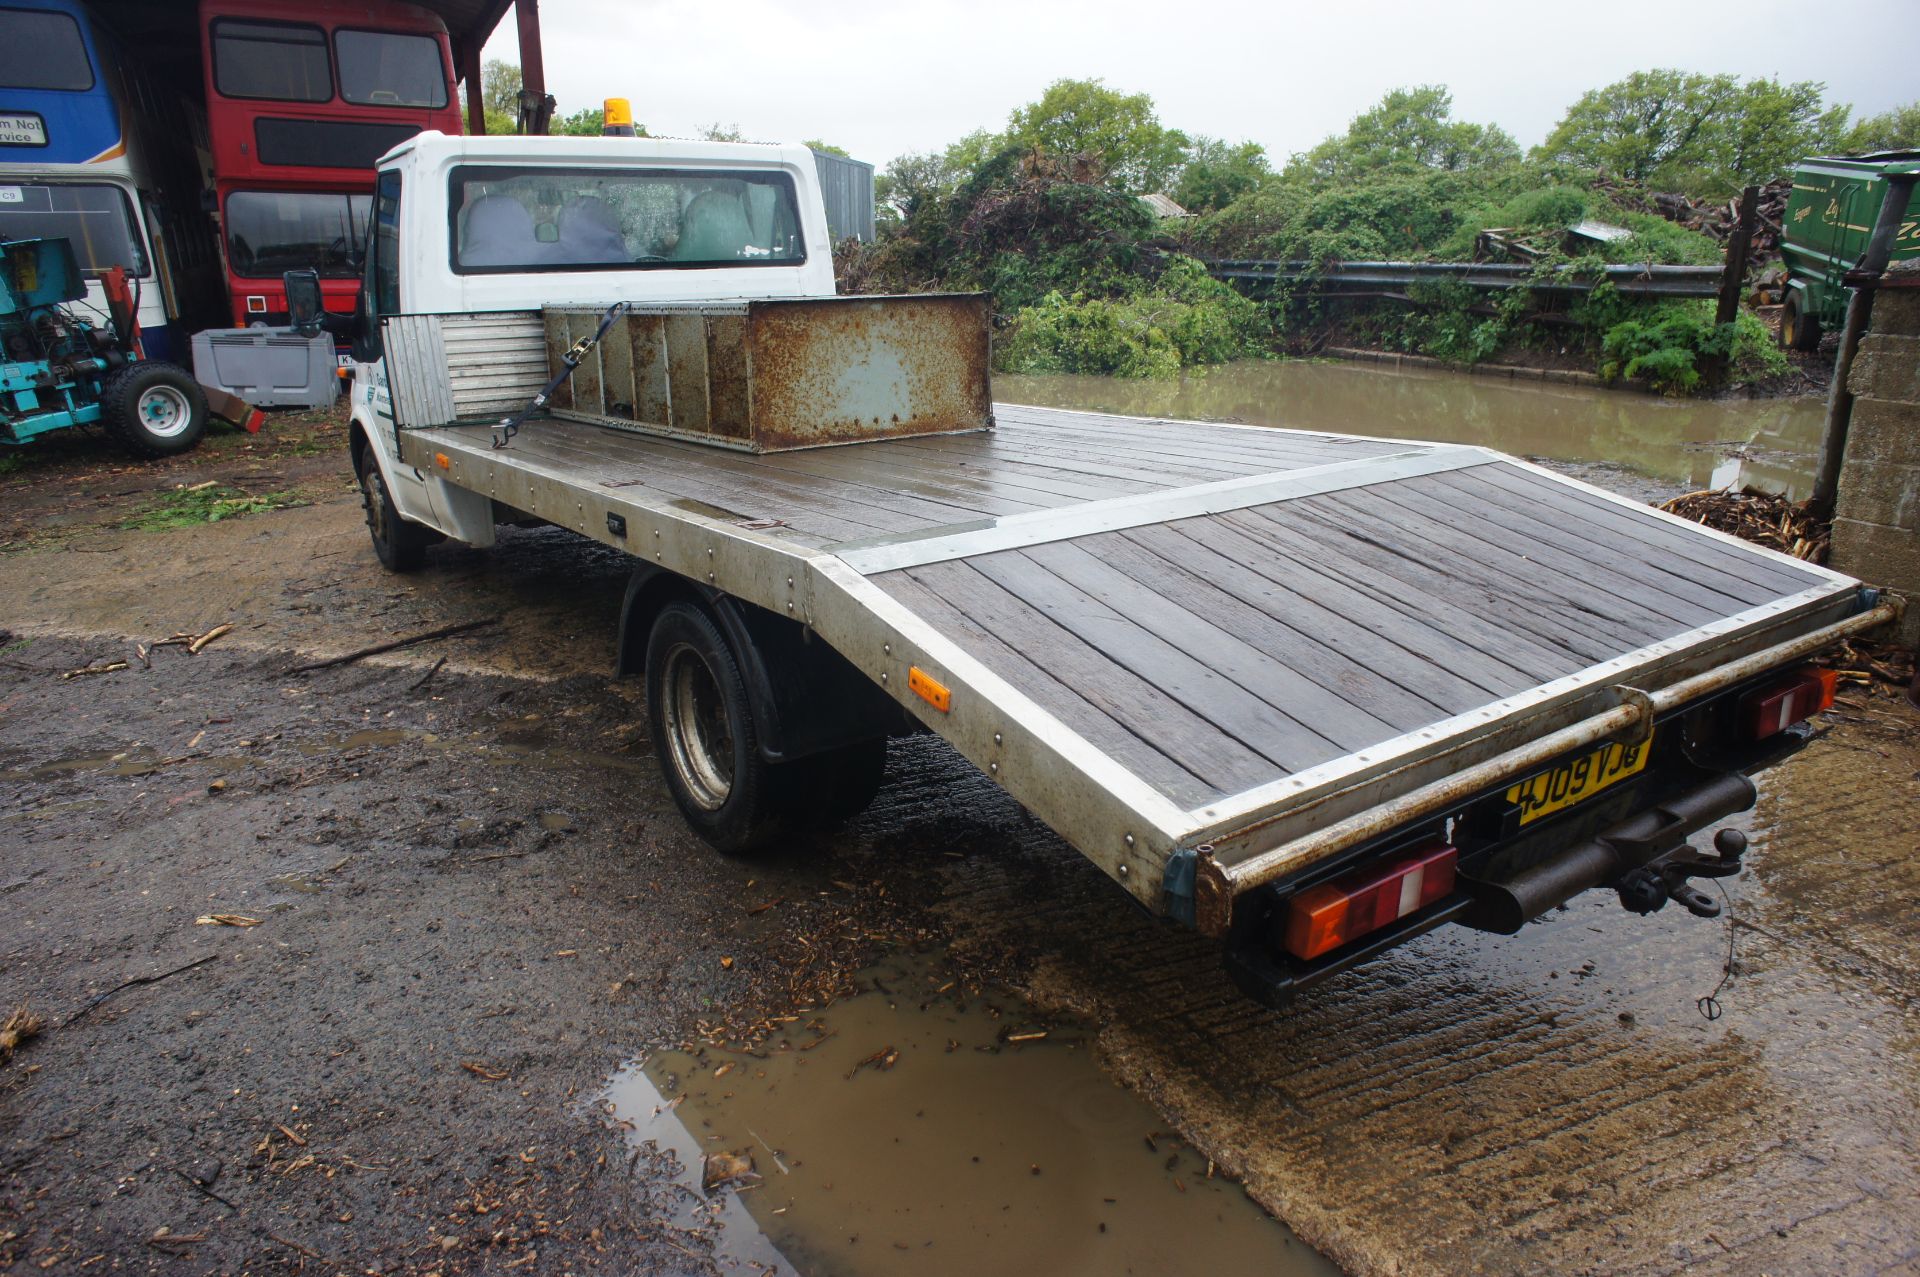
[998,359,1826,499]
[607,951,1333,1277]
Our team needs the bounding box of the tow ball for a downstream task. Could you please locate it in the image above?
[1614,828,1748,918]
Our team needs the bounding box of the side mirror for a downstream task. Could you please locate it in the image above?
[283,269,323,335]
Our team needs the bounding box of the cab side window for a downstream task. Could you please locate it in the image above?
[355,169,401,362]
[370,168,402,316]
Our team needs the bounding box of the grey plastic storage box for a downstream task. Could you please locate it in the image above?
[191,327,337,408]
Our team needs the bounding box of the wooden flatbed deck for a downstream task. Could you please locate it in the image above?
[399,402,1865,922]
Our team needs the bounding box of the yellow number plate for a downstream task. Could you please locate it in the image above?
[1505,733,1652,826]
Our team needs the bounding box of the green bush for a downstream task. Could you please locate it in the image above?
[1599,303,1787,393]
[996,257,1271,378]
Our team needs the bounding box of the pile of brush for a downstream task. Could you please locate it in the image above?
[1660,486,1830,562]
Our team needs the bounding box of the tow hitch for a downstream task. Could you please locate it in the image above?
[1459,770,1757,933]
[1615,827,1747,918]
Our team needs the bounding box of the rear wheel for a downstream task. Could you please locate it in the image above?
[355,447,432,572]
[645,601,886,852]
[104,363,208,458]
[1780,296,1821,352]
[792,736,888,824]
[647,602,790,853]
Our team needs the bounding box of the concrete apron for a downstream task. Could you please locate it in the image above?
[931,704,1920,1277]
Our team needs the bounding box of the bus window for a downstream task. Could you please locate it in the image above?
[212,19,331,103]
[223,191,370,278]
[0,9,94,90]
[0,183,146,275]
[335,30,447,109]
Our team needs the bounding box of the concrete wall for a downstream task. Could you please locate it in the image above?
[1831,259,1920,646]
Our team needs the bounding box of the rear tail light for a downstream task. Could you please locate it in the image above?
[1282,840,1458,962]
[1739,666,1838,740]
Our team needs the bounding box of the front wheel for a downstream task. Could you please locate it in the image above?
[356,448,432,572]
[104,363,208,458]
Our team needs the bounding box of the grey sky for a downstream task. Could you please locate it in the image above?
[485,0,1915,170]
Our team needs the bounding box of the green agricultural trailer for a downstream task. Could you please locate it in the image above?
[1779,151,1920,350]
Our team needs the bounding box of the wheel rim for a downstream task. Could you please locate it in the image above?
[661,642,735,811]
[136,384,193,439]
[359,463,390,552]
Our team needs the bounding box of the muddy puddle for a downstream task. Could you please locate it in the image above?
[998,359,1823,497]
[605,951,1335,1277]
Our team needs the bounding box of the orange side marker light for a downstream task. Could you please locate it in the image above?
[434,452,452,470]
[907,666,951,713]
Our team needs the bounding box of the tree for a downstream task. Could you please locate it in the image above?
[804,139,849,157]
[701,123,746,142]
[556,107,604,136]
[480,59,520,135]
[1004,78,1187,195]
[1296,86,1519,182]
[1174,137,1269,214]
[1842,101,1920,153]
[1719,79,1847,186]
[1536,69,1740,185]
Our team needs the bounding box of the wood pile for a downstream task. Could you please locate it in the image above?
[1658,485,1830,562]
[1646,178,1793,265]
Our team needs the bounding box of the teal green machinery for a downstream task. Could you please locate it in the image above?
[1779,152,1920,350]
[2,237,208,456]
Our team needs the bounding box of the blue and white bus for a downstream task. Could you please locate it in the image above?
[0,0,220,362]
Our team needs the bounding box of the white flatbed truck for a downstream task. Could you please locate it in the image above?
[315,132,1896,1005]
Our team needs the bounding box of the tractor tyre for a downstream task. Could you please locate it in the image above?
[104,362,209,459]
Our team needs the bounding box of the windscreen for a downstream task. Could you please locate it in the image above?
[336,30,447,109]
[0,183,144,274]
[0,8,93,90]
[449,165,805,273]
[212,20,331,102]
[224,190,370,278]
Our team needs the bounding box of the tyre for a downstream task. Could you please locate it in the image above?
[103,362,208,458]
[355,447,432,572]
[1780,296,1821,352]
[646,601,808,854]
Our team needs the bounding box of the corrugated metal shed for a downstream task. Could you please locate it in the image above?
[812,150,876,244]
[1139,192,1192,219]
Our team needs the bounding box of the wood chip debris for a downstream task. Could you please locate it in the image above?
[1659,487,1829,562]
[1,1004,45,1064]
[61,661,128,680]
[194,914,262,928]
[701,1149,758,1192]
[461,1061,510,1081]
[847,1045,899,1079]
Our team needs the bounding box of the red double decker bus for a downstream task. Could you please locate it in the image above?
[199,0,460,328]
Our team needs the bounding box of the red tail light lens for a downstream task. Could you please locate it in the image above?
[1739,666,1838,740]
[1283,841,1458,962]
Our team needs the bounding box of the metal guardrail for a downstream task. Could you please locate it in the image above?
[1205,259,1723,298]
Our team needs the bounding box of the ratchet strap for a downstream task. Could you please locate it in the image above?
[494,300,628,448]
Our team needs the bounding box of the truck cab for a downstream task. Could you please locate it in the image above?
[344,131,837,540]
